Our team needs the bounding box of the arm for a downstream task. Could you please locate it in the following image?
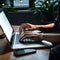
[20,31,60,44]
[19,23,55,31]
[40,33,60,44]
[35,23,55,29]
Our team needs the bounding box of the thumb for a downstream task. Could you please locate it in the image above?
[25,28,34,31]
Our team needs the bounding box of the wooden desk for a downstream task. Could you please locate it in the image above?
[0,25,50,60]
[0,49,50,60]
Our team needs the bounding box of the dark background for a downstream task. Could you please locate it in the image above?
[5,11,45,25]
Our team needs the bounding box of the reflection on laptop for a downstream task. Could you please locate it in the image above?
[0,10,50,50]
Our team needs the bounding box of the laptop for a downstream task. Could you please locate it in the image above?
[0,10,52,50]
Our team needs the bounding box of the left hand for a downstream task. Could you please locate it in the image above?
[19,23,38,33]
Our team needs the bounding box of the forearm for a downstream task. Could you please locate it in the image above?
[42,33,60,44]
[35,23,55,29]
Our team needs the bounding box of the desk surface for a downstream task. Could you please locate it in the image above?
[0,25,50,60]
[0,49,50,60]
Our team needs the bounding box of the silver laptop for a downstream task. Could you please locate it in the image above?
[0,11,49,50]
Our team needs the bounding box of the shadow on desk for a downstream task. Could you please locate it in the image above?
[0,43,12,55]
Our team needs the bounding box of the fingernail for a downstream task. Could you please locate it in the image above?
[25,28,28,30]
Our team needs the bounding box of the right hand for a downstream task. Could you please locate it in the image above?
[20,31,43,42]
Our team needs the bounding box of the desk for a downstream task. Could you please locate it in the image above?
[0,49,50,60]
[0,25,50,60]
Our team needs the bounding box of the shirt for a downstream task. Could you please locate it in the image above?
[41,19,60,33]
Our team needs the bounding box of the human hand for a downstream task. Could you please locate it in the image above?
[20,30,43,42]
[19,23,37,33]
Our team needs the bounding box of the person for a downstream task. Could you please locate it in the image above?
[19,13,60,43]
[19,0,60,43]
[19,1,60,60]
[19,21,60,60]
[19,21,60,42]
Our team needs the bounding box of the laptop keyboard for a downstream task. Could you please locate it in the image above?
[15,34,20,44]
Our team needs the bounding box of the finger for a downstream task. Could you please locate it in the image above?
[20,24,26,30]
[21,23,32,31]
[20,34,40,41]
[19,26,24,33]
[21,31,40,37]
[20,31,25,38]
[20,31,40,41]
[20,33,39,41]
[20,35,27,41]
[25,28,33,31]
[25,28,36,31]
[21,23,30,28]
[20,32,30,40]
[24,31,40,36]
[20,34,31,41]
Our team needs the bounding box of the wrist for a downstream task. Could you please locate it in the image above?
[35,25,42,29]
[38,33,44,40]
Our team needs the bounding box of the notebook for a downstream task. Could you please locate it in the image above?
[0,10,49,50]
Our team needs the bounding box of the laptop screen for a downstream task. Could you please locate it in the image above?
[0,11,13,42]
